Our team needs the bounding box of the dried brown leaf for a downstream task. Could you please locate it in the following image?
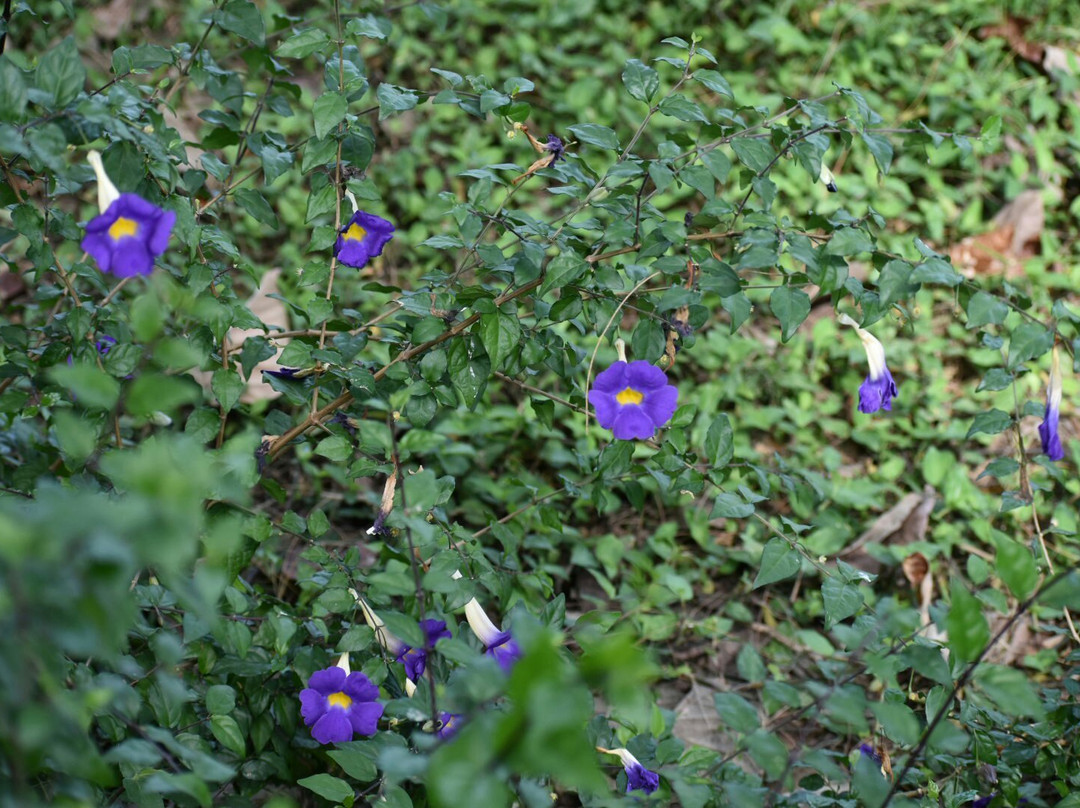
[902,552,929,587]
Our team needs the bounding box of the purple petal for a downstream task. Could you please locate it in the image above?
[342,671,379,702]
[81,230,115,274]
[400,647,427,681]
[592,362,628,394]
[306,666,346,695]
[625,762,660,794]
[311,709,353,744]
[1039,401,1064,460]
[299,689,327,726]
[335,211,395,269]
[486,633,521,673]
[346,700,384,737]
[625,360,670,391]
[110,238,154,278]
[436,712,462,739]
[148,209,177,255]
[857,368,897,414]
[611,407,656,440]
[421,618,451,646]
[641,385,678,428]
[588,389,619,429]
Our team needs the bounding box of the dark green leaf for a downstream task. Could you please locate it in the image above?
[622,58,659,103]
[215,0,265,45]
[35,36,85,108]
[754,538,800,587]
[298,774,354,803]
[567,124,620,150]
[705,414,734,468]
[1007,322,1054,368]
[946,579,988,663]
[966,408,1012,439]
[770,286,810,343]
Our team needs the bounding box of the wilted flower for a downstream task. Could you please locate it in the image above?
[463,597,521,673]
[857,742,892,779]
[544,134,565,164]
[838,313,898,413]
[1039,346,1064,461]
[335,192,395,269]
[397,619,452,681]
[366,474,398,538]
[81,150,176,278]
[819,163,838,192]
[597,747,660,795]
[299,653,384,744]
[589,360,678,440]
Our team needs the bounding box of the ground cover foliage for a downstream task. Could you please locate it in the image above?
[1,0,1079,806]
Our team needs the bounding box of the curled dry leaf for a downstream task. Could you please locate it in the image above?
[947,190,1043,278]
[902,551,929,587]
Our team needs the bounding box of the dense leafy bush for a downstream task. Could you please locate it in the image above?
[1,2,1078,807]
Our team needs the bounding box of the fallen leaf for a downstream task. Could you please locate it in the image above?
[947,191,1043,278]
[902,552,929,588]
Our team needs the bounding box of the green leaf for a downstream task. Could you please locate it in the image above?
[713,692,760,733]
[126,374,201,416]
[911,257,963,286]
[0,57,29,121]
[860,130,893,174]
[313,92,348,140]
[945,579,988,663]
[210,715,246,757]
[694,69,734,98]
[770,286,810,342]
[704,414,734,468]
[315,435,353,462]
[980,113,1002,139]
[965,291,1009,328]
[327,748,378,782]
[658,95,708,123]
[973,665,1045,718]
[731,139,776,173]
[275,28,330,59]
[1007,321,1054,368]
[754,538,800,587]
[871,701,921,745]
[622,58,659,103]
[825,227,874,256]
[966,408,1012,439]
[212,368,245,412]
[205,685,236,715]
[346,14,392,39]
[745,730,788,779]
[993,533,1037,599]
[821,577,863,628]
[49,364,121,411]
[539,253,587,298]
[377,84,419,120]
[711,492,753,519]
[234,189,280,228]
[215,0,265,45]
[35,36,85,108]
[479,311,521,372]
[298,774,354,804]
[567,123,620,150]
[447,337,490,408]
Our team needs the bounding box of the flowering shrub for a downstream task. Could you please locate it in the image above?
[1,2,1079,808]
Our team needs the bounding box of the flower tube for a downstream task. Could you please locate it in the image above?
[838,313,898,413]
[597,747,660,794]
[1039,346,1064,461]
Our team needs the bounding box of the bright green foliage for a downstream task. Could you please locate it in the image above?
[1,2,1079,808]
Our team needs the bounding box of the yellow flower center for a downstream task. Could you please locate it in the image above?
[343,222,367,242]
[109,217,138,241]
[616,387,644,406]
[327,691,353,710]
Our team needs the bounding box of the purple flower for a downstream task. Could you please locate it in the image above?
[82,194,176,278]
[264,367,302,379]
[485,630,522,673]
[335,210,395,269]
[545,134,565,164]
[299,663,384,745]
[588,360,678,440]
[858,743,881,764]
[839,314,897,414]
[599,747,659,795]
[396,619,452,681]
[970,796,995,808]
[436,712,462,740]
[1039,347,1064,461]
[464,598,521,673]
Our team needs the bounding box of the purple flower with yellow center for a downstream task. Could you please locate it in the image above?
[299,653,384,744]
[335,208,395,269]
[598,747,660,795]
[464,597,521,673]
[435,712,462,740]
[81,151,176,278]
[589,359,678,440]
[396,619,452,681]
[1039,346,1064,461]
[838,313,898,414]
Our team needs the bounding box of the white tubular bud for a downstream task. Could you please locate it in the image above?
[463,598,503,647]
[356,596,406,655]
[87,150,120,212]
[838,313,887,380]
[335,652,351,675]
